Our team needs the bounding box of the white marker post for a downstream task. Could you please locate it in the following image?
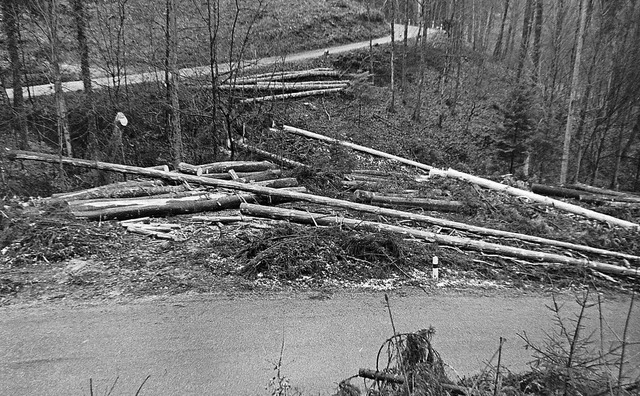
[432,256,439,280]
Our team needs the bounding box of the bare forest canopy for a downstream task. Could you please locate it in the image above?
[1,0,640,195]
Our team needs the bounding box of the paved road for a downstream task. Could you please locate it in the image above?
[1,292,638,395]
[5,25,423,100]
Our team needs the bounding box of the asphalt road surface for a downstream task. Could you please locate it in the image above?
[1,291,638,395]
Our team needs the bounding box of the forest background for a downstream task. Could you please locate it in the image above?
[1,0,639,196]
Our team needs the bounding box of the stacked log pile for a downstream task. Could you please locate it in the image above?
[34,159,303,223]
[216,67,366,103]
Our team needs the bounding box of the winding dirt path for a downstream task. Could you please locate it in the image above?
[1,291,638,395]
[5,25,422,101]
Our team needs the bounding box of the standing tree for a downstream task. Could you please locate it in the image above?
[515,0,534,82]
[493,0,510,59]
[71,0,98,158]
[559,0,588,185]
[32,0,72,158]
[389,0,396,112]
[165,0,183,166]
[1,0,28,150]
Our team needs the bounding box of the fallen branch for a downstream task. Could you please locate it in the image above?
[240,203,640,277]
[357,369,471,395]
[7,150,639,262]
[240,87,344,104]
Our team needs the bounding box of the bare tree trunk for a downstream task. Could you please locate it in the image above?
[207,0,220,158]
[401,0,409,94]
[493,0,510,58]
[165,0,183,167]
[531,0,543,83]
[412,0,428,122]
[560,0,588,185]
[71,0,98,158]
[41,0,73,158]
[515,0,534,82]
[389,0,396,112]
[2,0,28,150]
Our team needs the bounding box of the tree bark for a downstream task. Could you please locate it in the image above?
[559,0,588,185]
[240,203,640,277]
[8,149,640,259]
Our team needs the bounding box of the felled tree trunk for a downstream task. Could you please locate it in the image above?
[72,187,306,221]
[354,190,464,212]
[201,169,282,182]
[240,203,640,277]
[240,87,344,104]
[49,180,188,201]
[430,168,639,230]
[199,160,277,174]
[235,141,309,169]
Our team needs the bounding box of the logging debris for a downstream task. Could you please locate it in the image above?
[3,128,640,300]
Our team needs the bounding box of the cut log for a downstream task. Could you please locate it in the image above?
[531,184,582,199]
[240,87,344,104]
[240,203,640,277]
[430,168,640,230]
[254,177,298,188]
[177,162,203,176]
[199,160,277,174]
[201,168,282,182]
[8,150,639,262]
[276,124,433,172]
[566,182,633,197]
[354,190,464,212]
[146,165,170,172]
[191,215,254,223]
[220,82,349,91]
[532,184,640,205]
[49,180,165,201]
[235,69,348,84]
[235,141,310,169]
[71,192,297,221]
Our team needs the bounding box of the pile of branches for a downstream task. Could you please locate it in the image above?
[236,223,407,281]
[0,206,122,266]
